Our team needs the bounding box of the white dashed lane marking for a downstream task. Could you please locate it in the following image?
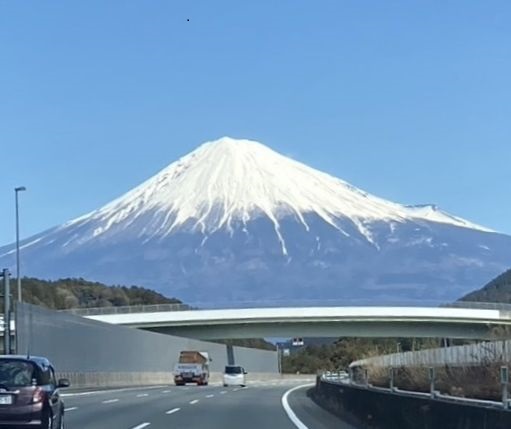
[64,407,78,412]
[102,399,119,404]
[189,399,199,405]
[131,423,151,429]
[166,407,181,415]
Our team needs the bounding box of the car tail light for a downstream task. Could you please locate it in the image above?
[32,387,45,404]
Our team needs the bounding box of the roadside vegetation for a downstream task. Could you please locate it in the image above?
[282,337,444,373]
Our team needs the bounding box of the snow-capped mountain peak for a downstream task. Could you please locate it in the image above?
[69,136,491,247]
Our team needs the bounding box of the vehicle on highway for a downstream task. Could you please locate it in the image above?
[0,355,70,428]
[223,365,247,387]
[174,351,210,386]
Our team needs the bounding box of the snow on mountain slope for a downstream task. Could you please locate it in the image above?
[51,137,491,255]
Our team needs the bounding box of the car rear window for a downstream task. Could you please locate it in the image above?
[0,360,36,387]
[225,366,243,374]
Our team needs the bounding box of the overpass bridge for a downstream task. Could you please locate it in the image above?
[77,303,511,340]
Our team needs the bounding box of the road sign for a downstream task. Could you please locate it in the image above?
[292,338,304,346]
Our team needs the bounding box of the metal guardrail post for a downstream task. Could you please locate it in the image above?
[428,367,436,398]
[364,368,369,386]
[389,367,394,391]
[501,366,509,409]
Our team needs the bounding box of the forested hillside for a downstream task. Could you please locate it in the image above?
[17,277,180,309]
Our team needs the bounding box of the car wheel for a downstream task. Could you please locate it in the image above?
[40,408,52,429]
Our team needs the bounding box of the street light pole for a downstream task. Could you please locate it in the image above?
[15,186,26,302]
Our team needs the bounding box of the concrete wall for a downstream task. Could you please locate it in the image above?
[15,303,278,387]
[313,378,511,429]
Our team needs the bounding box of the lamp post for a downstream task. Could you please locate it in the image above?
[15,186,26,302]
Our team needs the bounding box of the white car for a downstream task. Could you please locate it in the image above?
[223,365,247,387]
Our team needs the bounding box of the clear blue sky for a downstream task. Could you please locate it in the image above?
[1,0,510,245]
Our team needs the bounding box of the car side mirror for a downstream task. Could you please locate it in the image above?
[244,371,248,375]
[57,378,71,388]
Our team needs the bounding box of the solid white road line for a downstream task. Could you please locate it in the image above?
[281,384,315,429]
[102,399,119,404]
[136,393,149,397]
[64,407,78,412]
[131,423,151,429]
[166,408,181,415]
[189,399,200,405]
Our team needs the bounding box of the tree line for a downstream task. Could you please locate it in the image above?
[12,277,181,309]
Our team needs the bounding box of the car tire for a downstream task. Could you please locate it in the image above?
[40,408,52,429]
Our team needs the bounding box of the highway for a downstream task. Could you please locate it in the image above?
[62,379,357,429]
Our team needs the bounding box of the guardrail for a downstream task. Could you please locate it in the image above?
[320,368,511,410]
[60,299,511,316]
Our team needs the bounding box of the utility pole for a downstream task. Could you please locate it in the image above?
[2,269,11,355]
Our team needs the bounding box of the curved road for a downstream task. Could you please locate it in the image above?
[62,380,357,429]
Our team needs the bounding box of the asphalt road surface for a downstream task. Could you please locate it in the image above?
[62,379,358,429]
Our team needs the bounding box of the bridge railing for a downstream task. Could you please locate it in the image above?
[62,302,194,316]
[59,299,511,316]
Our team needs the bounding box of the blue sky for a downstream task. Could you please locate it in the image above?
[1,0,510,245]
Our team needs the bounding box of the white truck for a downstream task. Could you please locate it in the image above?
[173,351,210,386]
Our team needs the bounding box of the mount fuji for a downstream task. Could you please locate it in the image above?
[1,137,510,305]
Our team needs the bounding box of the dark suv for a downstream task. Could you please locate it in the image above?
[0,356,70,428]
